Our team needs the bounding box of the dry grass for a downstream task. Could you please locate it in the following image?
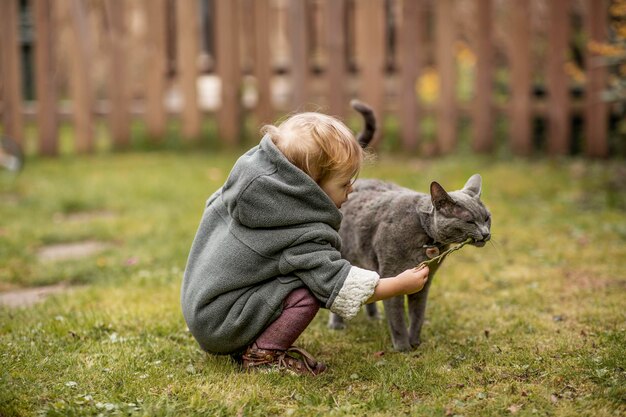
[1,151,624,416]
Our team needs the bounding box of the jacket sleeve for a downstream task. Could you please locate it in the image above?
[279,231,379,320]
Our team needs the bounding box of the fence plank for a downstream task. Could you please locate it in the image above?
[177,0,201,140]
[215,0,241,144]
[106,0,131,148]
[583,0,608,157]
[398,0,426,151]
[240,0,256,74]
[68,0,95,153]
[254,0,273,125]
[145,0,167,140]
[289,0,309,109]
[0,0,25,145]
[546,0,571,155]
[33,0,59,156]
[356,0,385,147]
[509,0,532,155]
[435,0,457,154]
[324,0,347,119]
[6,0,616,158]
[472,0,494,153]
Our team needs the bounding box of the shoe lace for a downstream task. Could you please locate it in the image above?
[283,346,318,374]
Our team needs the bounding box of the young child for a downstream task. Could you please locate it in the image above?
[181,112,429,376]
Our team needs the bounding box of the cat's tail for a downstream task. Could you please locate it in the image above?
[351,99,376,149]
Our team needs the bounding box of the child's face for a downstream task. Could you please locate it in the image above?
[319,173,354,208]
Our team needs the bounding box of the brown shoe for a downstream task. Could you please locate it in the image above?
[242,343,327,376]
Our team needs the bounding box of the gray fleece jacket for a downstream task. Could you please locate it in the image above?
[181,135,379,354]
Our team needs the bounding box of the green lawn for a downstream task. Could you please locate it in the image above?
[1,150,624,416]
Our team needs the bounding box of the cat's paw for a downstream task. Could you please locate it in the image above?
[327,315,346,330]
[392,340,413,352]
[328,321,346,330]
[410,339,422,349]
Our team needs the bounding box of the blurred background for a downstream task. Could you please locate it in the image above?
[1,4,625,414]
[0,0,624,160]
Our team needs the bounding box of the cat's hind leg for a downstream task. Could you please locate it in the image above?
[365,302,382,320]
[327,312,346,330]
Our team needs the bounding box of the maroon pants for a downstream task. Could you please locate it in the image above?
[254,287,320,351]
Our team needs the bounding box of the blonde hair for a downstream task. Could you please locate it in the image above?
[262,112,363,183]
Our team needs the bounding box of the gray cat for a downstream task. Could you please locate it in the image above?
[330,103,491,351]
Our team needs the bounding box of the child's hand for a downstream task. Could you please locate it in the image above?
[367,266,430,303]
[395,266,430,295]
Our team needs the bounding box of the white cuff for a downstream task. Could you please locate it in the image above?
[330,266,380,320]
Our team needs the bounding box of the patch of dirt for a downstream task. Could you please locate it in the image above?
[37,240,111,262]
[53,210,116,223]
[0,192,21,205]
[562,268,626,291]
[0,283,69,308]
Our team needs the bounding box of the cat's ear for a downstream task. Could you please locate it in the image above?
[431,181,473,220]
[430,181,455,211]
[463,174,482,197]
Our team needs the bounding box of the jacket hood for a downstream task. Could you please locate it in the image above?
[220,135,343,230]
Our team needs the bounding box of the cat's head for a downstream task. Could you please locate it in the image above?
[420,174,491,247]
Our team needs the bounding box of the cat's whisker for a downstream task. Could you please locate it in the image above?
[487,237,503,258]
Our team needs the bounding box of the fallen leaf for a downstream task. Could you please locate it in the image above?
[373,351,385,357]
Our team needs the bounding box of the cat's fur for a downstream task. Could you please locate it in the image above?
[332,101,492,351]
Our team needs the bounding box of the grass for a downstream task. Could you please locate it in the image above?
[1,149,625,416]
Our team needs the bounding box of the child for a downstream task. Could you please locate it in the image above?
[181,112,429,376]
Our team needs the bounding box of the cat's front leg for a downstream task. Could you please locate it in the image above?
[382,295,412,351]
[407,279,433,348]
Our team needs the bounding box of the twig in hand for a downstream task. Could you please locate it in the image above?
[417,238,474,269]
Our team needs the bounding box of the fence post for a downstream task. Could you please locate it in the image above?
[324,0,347,119]
[355,0,385,148]
[177,0,201,141]
[289,0,309,110]
[106,0,131,149]
[435,0,457,154]
[547,0,571,156]
[0,0,25,146]
[398,0,426,152]
[584,0,608,157]
[33,0,59,156]
[472,0,494,153]
[68,0,95,153]
[215,0,241,145]
[509,0,532,156]
[254,0,273,126]
[145,0,167,141]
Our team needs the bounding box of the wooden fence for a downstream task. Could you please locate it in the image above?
[0,0,616,157]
